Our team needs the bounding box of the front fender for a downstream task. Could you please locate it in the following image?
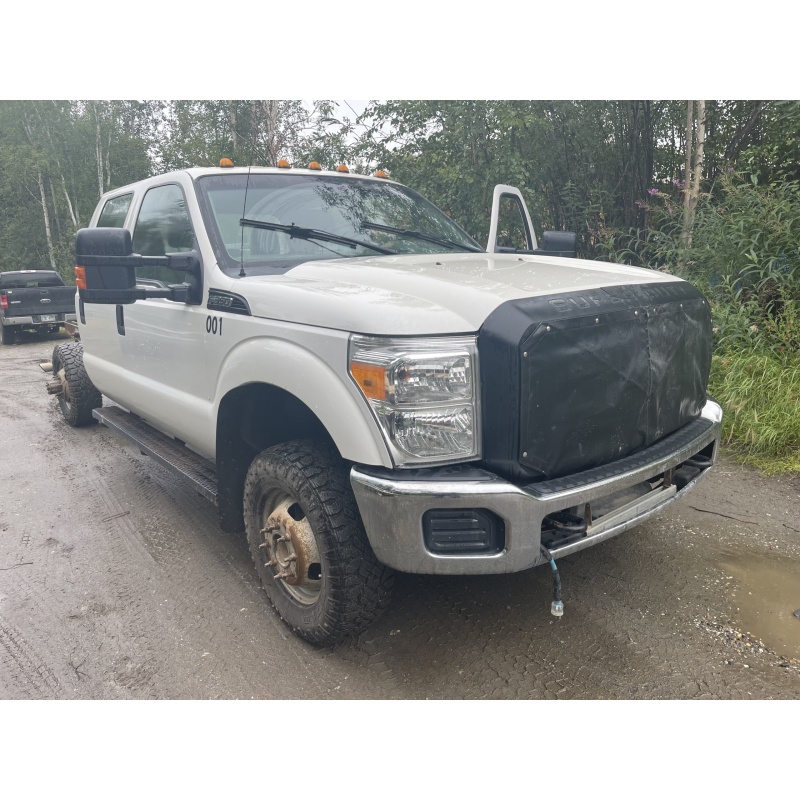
[212,332,392,468]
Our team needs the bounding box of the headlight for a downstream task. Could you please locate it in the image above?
[349,335,480,466]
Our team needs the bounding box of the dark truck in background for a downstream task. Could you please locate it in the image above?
[0,270,77,344]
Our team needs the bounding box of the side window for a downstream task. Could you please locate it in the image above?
[132,184,195,284]
[97,193,133,228]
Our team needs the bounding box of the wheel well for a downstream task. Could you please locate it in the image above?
[216,383,336,532]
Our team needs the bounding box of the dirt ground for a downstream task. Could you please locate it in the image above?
[1,331,799,700]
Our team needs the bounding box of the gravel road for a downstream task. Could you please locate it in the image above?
[1,332,799,700]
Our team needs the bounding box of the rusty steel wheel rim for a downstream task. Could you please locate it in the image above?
[58,368,73,412]
[258,489,322,605]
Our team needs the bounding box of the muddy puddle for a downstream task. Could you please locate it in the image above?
[720,551,800,660]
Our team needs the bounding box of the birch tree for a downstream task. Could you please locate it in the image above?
[682,100,706,248]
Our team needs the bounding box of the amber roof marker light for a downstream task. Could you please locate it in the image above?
[220,158,234,168]
[277,159,292,168]
[308,162,322,170]
[336,164,350,173]
[374,170,388,179]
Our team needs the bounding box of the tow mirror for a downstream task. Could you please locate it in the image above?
[75,228,137,302]
[75,228,202,305]
[539,231,578,258]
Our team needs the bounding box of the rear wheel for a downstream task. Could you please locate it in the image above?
[244,439,393,645]
[53,342,102,426]
[0,324,13,345]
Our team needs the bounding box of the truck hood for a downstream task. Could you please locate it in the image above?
[223,252,688,335]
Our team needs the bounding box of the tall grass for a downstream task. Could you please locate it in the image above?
[710,350,800,472]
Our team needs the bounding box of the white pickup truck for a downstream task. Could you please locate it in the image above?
[48,162,722,644]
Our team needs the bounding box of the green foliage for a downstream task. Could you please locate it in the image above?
[600,174,800,472]
[0,101,161,277]
[685,175,800,299]
[593,185,687,270]
[709,350,800,473]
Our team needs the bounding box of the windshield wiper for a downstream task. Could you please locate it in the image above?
[361,221,483,253]
[240,218,397,255]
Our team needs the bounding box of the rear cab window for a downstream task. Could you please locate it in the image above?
[97,193,133,228]
[0,273,65,289]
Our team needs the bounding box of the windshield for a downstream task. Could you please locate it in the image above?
[195,173,483,273]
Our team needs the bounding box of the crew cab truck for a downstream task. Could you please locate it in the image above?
[1,270,77,344]
[47,163,722,645]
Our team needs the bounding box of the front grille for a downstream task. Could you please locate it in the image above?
[478,281,712,482]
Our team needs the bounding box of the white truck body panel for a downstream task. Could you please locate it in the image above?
[229,253,684,335]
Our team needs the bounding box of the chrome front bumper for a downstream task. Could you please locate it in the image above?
[350,400,722,575]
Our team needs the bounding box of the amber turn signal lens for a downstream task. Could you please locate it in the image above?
[350,362,386,401]
[74,266,86,290]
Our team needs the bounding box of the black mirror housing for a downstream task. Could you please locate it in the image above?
[76,228,139,303]
[541,231,578,258]
[75,228,203,305]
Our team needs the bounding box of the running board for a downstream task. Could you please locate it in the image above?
[93,406,218,503]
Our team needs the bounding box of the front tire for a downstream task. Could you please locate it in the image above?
[244,440,393,645]
[53,342,102,426]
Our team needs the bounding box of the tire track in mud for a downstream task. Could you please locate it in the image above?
[45,376,337,698]
[0,613,61,699]
[121,456,343,698]
[3,362,168,698]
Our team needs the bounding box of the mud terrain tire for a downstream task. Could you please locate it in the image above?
[244,439,393,646]
[54,342,102,427]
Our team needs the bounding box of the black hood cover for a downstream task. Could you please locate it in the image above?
[477,281,712,482]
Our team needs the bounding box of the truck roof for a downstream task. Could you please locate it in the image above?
[100,165,398,200]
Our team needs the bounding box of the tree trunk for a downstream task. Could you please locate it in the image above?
[227,101,238,151]
[690,101,706,209]
[262,100,280,165]
[681,100,707,250]
[49,177,62,238]
[724,101,767,163]
[681,101,695,246]
[105,128,112,189]
[61,173,79,228]
[93,102,103,199]
[37,171,57,270]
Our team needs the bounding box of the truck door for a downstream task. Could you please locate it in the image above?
[117,183,211,447]
[486,185,537,253]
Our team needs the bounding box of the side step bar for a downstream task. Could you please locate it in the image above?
[93,406,218,503]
